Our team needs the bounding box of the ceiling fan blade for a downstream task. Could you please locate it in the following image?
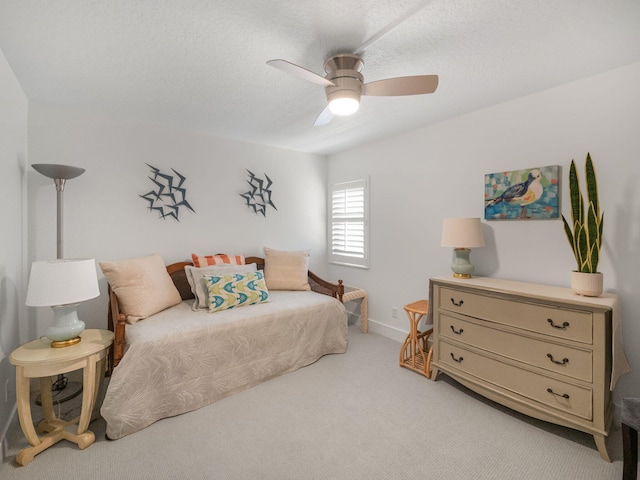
[313,105,334,126]
[363,75,439,96]
[355,0,434,54]
[267,59,335,87]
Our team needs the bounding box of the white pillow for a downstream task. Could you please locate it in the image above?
[263,247,311,291]
[185,263,257,310]
[99,254,182,323]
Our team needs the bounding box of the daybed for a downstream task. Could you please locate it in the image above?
[100,255,348,439]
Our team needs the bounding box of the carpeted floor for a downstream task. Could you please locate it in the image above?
[0,325,626,479]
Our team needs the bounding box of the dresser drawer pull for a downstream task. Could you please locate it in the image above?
[450,325,464,335]
[546,354,569,365]
[546,388,570,399]
[450,298,464,307]
[547,319,570,329]
[450,353,464,363]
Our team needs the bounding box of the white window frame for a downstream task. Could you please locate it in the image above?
[328,178,369,269]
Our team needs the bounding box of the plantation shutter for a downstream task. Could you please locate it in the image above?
[329,179,369,268]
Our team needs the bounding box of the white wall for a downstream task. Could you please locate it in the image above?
[327,62,640,402]
[27,103,328,335]
[0,49,28,461]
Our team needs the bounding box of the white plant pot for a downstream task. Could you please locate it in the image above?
[571,271,603,297]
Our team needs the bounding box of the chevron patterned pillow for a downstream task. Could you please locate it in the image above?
[205,271,269,313]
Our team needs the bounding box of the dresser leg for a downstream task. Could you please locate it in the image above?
[593,433,611,463]
[623,423,638,480]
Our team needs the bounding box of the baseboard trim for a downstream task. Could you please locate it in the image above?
[1,402,17,465]
[362,318,406,343]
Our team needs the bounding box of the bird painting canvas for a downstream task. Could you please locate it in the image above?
[484,165,559,220]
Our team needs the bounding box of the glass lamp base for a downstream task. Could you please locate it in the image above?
[451,248,475,278]
[46,303,85,347]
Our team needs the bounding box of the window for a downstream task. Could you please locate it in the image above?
[329,179,369,268]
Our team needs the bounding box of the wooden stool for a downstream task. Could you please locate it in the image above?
[399,300,433,378]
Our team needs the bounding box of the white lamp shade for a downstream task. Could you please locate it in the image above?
[441,218,486,248]
[26,258,100,306]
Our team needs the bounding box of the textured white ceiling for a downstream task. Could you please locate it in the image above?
[1,0,639,155]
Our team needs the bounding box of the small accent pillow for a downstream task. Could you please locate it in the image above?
[205,271,269,313]
[99,254,182,324]
[263,247,311,291]
[191,253,245,268]
[185,263,257,310]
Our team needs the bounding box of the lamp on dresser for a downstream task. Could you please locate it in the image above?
[441,217,485,278]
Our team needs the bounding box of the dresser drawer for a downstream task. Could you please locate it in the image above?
[438,287,593,344]
[438,340,593,420]
[439,313,592,382]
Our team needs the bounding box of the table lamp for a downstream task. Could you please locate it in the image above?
[441,218,485,279]
[25,258,100,347]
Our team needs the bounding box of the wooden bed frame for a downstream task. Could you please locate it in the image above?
[107,256,344,371]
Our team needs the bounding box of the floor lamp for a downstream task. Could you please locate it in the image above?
[32,163,87,403]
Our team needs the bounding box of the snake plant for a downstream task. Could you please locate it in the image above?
[561,153,604,273]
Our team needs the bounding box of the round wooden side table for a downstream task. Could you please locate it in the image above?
[9,329,114,466]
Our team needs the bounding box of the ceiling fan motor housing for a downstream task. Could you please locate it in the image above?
[323,54,364,108]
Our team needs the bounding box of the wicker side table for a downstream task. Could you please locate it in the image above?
[343,286,368,333]
[399,300,432,378]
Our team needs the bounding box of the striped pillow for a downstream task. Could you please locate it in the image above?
[191,253,245,268]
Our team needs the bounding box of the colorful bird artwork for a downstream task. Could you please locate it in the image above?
[484,166,559,220]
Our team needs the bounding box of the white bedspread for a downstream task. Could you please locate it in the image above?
[101,291,348,439]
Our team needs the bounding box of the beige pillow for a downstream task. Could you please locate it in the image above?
[185,263,257,310]
[263,247,311,291]
[99,254,182,323]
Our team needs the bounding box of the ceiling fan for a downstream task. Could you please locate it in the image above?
[267,53,438,126]
[266,1,439,126]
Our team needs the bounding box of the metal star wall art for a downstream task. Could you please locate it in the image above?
[240,169,277,217]
[140,164,196,221]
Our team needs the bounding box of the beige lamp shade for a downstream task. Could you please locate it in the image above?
[441,218,485,279]
[441,217,486,248]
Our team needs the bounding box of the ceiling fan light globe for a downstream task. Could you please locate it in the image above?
[329,97,360,116]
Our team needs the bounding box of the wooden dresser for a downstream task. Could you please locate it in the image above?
[429,276,615,461]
